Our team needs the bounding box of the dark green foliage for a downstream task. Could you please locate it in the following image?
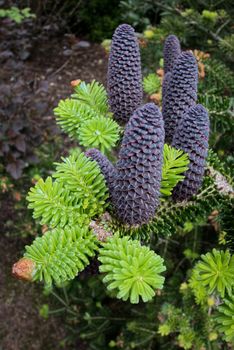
[27,0,122,41]
[198,94,234,141]
[197,58,234,155]
[219,34,234,63]
[140,37,164,72]
[154,2,233,60]
[49,276,164,349]
[136,1,234,73]
[198,58,234,97]
[158,301,212,349]
[207,149,233,185]
[216,199,234,251]
[73,0,122,41]
[120,0,153,29]
[148,172,230,238]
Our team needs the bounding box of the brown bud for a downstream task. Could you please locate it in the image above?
[150,93,161,104]
[70,79,81,87]
[12,258,36,281]
[13,191,22,201]
[193,49,210,61]
[156,68,164,78]
[198,62,205,79]
[138,38,147,48]
[208,210,220,231]
[156,289,162,296]
[42,225,48,234]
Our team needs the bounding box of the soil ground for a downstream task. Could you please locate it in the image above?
[0,30,108,350]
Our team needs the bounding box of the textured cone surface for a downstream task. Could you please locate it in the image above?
[172,104,209,201]
[162,72,171,103]
[111,103,165,226]
[163,35,181,74]
[85,148,116,193]
[162,51,198,144]
[107,24,143,124]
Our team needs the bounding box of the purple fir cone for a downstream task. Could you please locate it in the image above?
[163,35,181,74]
[172,104,210,201]
[111,103,165,226]
[107,24,143,124]
[162,51,198,144]
[85,148,116,194]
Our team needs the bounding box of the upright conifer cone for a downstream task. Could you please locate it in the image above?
[111,103,165,226]
[172,104,209,201]
[107,24,143,124]
[85,148,116,193]
[162,51,198,144]
[163,35,181,74]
